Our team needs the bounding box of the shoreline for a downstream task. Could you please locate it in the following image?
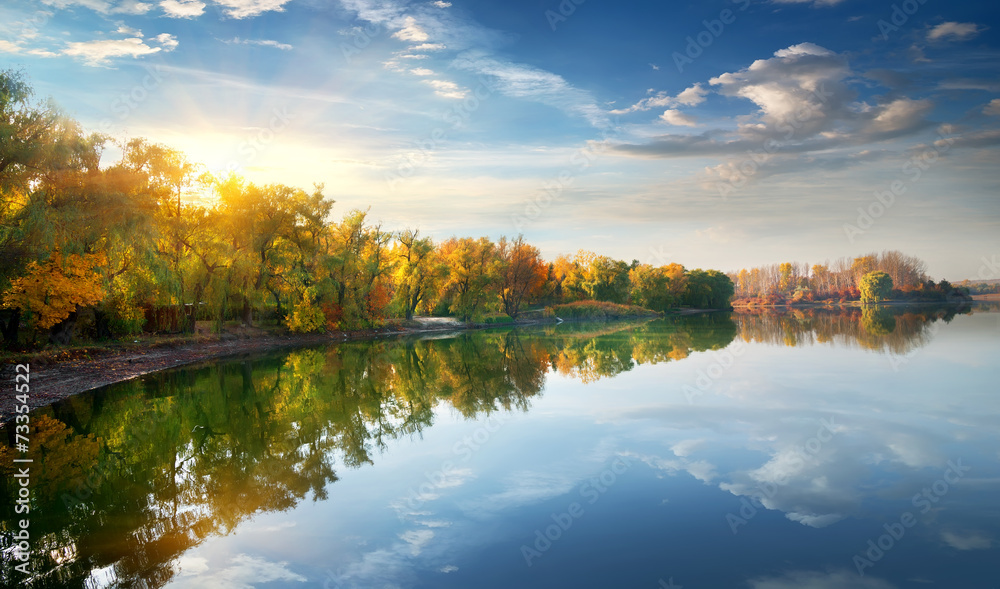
[0,306,730,422]
[0,319,475,422]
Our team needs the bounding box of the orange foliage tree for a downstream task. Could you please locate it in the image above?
[2,251,105,332]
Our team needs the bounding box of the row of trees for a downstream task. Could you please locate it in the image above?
[728,250,965,304]
[0,70,734,348]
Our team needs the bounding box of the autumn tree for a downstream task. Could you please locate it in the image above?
[495,235,546,319]
[859,271,893,304]
[438,237,497,321]
[392,229,442,320]
[629,263,686,312]
[3,252,105,344]
[567,251,631,304]
[324,209,394,328]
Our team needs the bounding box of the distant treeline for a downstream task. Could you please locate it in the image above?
[728,250,970,305]
[0,70,734,348]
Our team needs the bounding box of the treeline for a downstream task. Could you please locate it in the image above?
[728,250,970,305]
[0,70,733,348]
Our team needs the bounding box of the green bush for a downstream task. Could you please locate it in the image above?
[482,315,514,325]
[549,300,660,320]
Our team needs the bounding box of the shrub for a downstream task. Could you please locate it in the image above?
[288,300,326,333]
[550,300,660,320]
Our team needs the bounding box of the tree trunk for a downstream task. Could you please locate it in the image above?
[242,297,253,326]
[49,309,79,345]
[94,308,112,340]
[1,308,20,349]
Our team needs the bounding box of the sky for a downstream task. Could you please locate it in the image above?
[1,0,999,280]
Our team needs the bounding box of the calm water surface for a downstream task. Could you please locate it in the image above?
[2,305,998,588]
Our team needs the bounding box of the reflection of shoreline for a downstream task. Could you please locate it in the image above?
[730,304,971,354]
[733,300,975,309]
[0,317,738,587]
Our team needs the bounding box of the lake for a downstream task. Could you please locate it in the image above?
[2,304,999,588]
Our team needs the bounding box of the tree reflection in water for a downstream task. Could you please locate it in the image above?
[0,306,964,587]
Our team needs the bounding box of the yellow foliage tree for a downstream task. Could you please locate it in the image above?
[2,251,106,329]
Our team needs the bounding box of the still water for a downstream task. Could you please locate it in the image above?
[2,305,998,588]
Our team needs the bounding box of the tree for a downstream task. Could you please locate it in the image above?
[2,251,105,343]
[859,271,893,304]
[438,237,497,321]
[682,269,734,309]
[392,229,441,320]
[572,251,630,304]
[629,263,686,312]
[495,235,546,319]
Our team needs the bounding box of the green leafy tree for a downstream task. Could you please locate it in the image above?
[860,271,893,304]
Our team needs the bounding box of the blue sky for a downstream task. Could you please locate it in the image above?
[1,0,998,280]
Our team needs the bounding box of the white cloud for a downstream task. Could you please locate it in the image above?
[613,43,938,170]
[771,0,846,6]
[161,0,205,18]
[941,530,992,550]
[115,0,152,13]
[153,32,179,51]
[340,0,609,127]
[612,83,707,114]
[223,36,293,50]
[40,0,151,14]
[670,438,705,457]
[431,1,451,7]
[984,99,1000,116]
[660,109,698,127]
[749,569,896,589]
[392,15,429,42]
[927,21,984,42]
[452,52,611,128]
[410,42,446,51]
[409,67,434,76]
[63,36,167,66]
[675,83,708,106]
[869,98,933,134]
[116,24,143,36]
[179,554,307,589]
[0,40,23,54]
[423,79,467,99]
[212,0,292,19]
